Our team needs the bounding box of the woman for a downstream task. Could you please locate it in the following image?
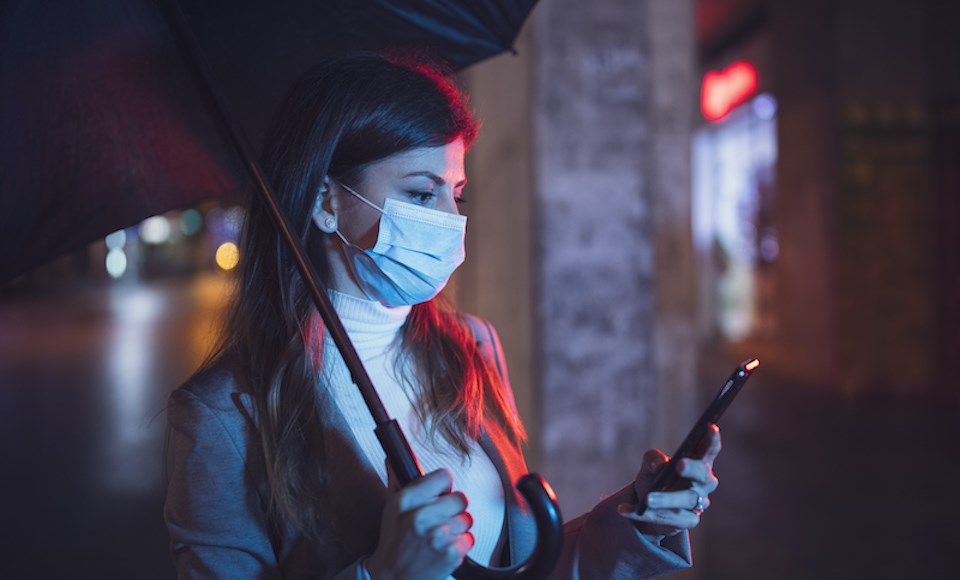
[164,52,721,579]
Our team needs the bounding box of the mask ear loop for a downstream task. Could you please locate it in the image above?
[333,229,352,246]
[332,183,380,248]
[328,182,385,301]
[331,224,391,305]
[333,181,390,251]
[338,182,385,214]
[334,181,385,252]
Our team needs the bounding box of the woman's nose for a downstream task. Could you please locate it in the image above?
[436,191,461,216]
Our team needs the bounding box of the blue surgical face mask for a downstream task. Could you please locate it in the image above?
[334,182,467,307]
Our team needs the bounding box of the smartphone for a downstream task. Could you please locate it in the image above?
[643,358,759,500]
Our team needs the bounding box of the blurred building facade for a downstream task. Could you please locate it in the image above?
[715,0,960,394]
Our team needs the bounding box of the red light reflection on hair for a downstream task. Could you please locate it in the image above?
[701,60,758,122]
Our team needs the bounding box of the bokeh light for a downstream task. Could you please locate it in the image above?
[753,93,778,121]
[140,216,171,244]
[215,242,240,271]
[105,248,128,279]
[180,209,203,236]
[105,230,126,250]
[225,207,245,239]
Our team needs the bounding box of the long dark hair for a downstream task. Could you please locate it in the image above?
[213,52,525,537]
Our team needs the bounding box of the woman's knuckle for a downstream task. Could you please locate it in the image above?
[445,543,463,564]
[431,526,448,549]
[439,492,462,512]
[396,488,415,512]
[434,468,454,487]
[412,509,430,534]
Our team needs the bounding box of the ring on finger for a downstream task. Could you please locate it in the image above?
[691,493,707,515]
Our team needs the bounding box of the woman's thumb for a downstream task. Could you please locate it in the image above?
[635,449,668,489]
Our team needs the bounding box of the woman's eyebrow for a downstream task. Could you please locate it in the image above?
[402,171,467,188]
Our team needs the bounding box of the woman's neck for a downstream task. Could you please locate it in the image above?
[325,290,410,358]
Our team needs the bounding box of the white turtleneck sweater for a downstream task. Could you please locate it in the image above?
[321,290,505,568]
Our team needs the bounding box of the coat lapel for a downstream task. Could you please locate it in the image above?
[313,378,389,560]
[233,381,388,569]
[478,423,536,567]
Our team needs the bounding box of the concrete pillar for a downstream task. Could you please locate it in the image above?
[648,0,700,452]
[532,0,697,516]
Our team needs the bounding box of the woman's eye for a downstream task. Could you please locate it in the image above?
[407,191,435,204]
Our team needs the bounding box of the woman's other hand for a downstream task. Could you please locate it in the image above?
[620,424,722,536]
[367,468,474,580]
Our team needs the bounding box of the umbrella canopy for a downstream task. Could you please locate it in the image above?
[0,0,537,282]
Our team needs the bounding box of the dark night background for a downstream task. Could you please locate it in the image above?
[1,0,958,578]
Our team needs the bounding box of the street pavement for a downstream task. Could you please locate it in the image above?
[676,351,960,579]
[0,274,226,579]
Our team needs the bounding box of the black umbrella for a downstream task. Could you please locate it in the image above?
[0,0,537,282]
[1,1,563,578]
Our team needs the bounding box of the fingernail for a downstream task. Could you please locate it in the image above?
[646,493,661,507]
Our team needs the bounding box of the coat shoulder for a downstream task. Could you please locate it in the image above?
[459,312,505,355]
[169,357,253,424]
[457,312,515,410]
[459,312,492,341]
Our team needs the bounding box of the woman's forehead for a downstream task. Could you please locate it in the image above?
[369,140,466,183]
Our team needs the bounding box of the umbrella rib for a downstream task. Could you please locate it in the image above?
[373,0,505,52]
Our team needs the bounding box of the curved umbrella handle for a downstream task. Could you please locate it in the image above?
[453,474,563,580]
[377,421,563,579]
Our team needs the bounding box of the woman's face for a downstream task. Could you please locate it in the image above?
[316,137,467,298]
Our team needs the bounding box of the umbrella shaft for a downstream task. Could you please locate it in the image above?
[375,420,425,484]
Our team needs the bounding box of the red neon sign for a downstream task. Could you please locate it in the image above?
[701,60,758,122]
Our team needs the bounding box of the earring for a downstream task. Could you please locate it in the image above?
[324,216,337,230]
